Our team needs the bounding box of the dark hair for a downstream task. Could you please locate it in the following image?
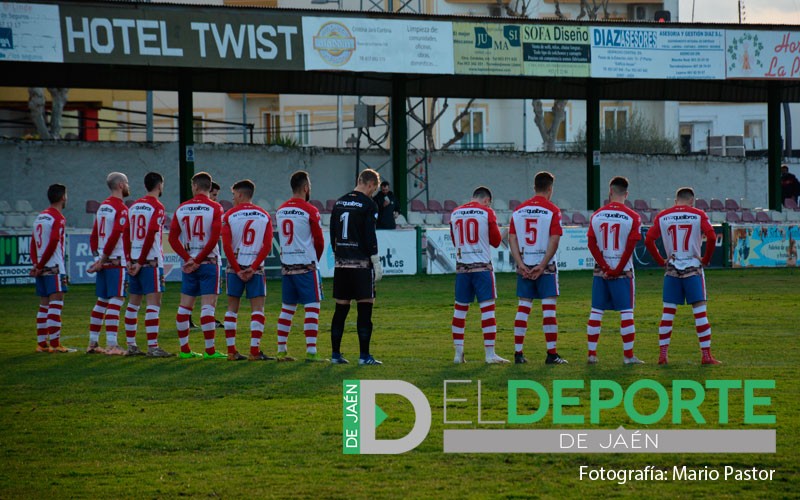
[144,172,164,192]
[676,187,695,200]
[192,172,212,191]
[358,168,380,186]
[232,179,255,199]
[380,181,390,188]
[211,181,221,192]
[609,176,629,195]
[472,186,493,201]
[290,170,310,193]
[534,171,555,193]
[47,184,66,204]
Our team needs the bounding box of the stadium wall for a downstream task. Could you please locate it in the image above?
[0,140,775,227]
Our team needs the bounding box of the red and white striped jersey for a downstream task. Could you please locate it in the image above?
[276,199,325,265]
[129,195,166,266]
[509,196,563,267]
[221,203,273,271]
[31,207,66,273]
[450,201,502,265]
[169,194,222,262]
[91,196,130,264]
[588,202,641,272]
[648,205,714,270]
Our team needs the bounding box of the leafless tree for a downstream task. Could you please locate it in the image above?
[441,98,477,150]
[28,87,70,139]
[407,97,477,151]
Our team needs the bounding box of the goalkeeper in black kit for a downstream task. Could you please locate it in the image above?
[329,168,384,365]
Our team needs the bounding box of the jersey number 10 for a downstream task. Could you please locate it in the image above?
[454,218,479,245]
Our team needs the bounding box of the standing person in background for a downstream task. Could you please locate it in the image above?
[449,186,507,364]
[373,181,397,230]
[585,176,643,365]
[86,172,131,356]
[781,164,800,205]
[169,172,225,360]
[221,179,274,362]
[275,171,327,362]
[508,171,567,365]
[125,172,173,358]
[30,183,75,353]
[329,169,383,365]
[646,187,721,365]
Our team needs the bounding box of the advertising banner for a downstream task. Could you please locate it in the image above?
[726,30,800,80]
[453,22,522,75]
[590,27,725,79]
[522,24,590,77]
[0,2,63,62]
[303,16,453,74]
[730,223,800,267]
[58,4,303,70]
[0,234,34,285]
[318,229,418,278]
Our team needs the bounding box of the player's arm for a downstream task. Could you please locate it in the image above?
[700,216,716,267]
[250,216,274,269]
[168,214,192,262]
[366,206,379,256]
[194,206,222,264]
[329,209,338,250]
[645,223,667,267]
[310,210,325,260]
[137,208,161,265]
[587,224,612,274]
[488,210,502,248]
[90,217,99,255]
[609,215,642,276]
[220,215,240,273]
[36,217,64,271]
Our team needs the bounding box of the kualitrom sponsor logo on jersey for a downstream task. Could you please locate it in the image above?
[278,209,308,216]
[598,212,630,220]
[184,205,211,212]
[337,200,364,208]
[666,214,698,221]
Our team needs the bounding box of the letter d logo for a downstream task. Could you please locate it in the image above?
[342,380,431,454]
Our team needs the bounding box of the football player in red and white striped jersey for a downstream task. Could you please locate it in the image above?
[221,179,274,361]
[646,187,720,365]
[275,171,326,362]
[124,172,172,358]
[450,186,507,364]
[30,183,75,353]
[509,172,566,365]
[586,176,643,365]
[169,172,224,359]
[86,172,131,356]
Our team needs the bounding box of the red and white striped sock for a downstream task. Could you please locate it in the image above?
[250,311,265,356]
[47,300,64,348]
[201,304,216,355]
[304,302,320,355]
[36,305,49,348]
[276,304,296,353]
[145,306,160,348]
[542,298,558,355]
[176,306,192,353]
[124,304,140,346]
[224,311,238,354]
[693,304,712,357]
[480,301,497,357]
[451,302,469,348]
[105,298,124,347]
[587,308,604,357]
[89,299,108,345]
[620,309,635,359]
[514,299,532,353]
[659,303,677,359]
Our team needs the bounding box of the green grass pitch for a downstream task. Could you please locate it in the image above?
[1,268,798,499]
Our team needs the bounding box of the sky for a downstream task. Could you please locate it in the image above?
[678,0,800,24]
